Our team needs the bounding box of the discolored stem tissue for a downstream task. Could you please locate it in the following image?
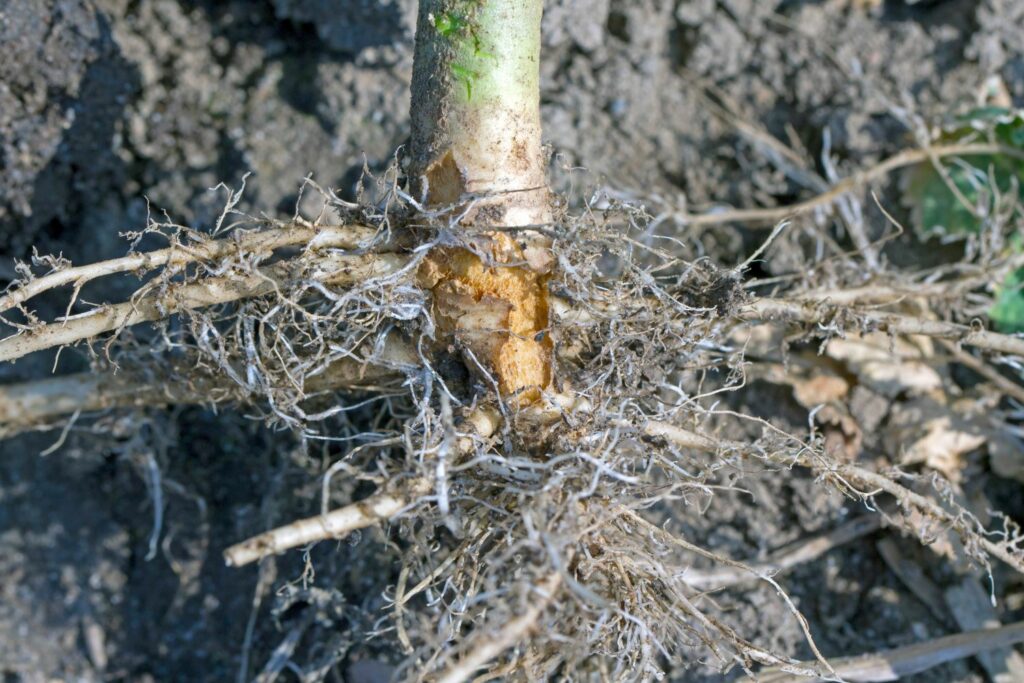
[410,0,554,404]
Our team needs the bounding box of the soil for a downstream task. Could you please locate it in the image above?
[1,0,1023,681]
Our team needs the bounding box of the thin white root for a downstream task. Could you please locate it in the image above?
[0,362,215,434]
[824,459,1024,575]
[0,252,409,362]
[743,298,1024,357]
[222,407,497,569]
[224,482,427,567]
[0,223,383,314]
[683,515,883,589]
[435,572,562,683]
[0,340,412,435]
[745,620,1024,682]
[645,422,1024,575]
[555,291,1024,358]
[643,420,723,452]
[672,142,1024,228]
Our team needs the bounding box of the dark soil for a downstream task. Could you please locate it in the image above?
[1,0,1022,681]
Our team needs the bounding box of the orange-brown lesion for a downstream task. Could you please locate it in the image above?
[419,233,551,403]
[423,151,464,206]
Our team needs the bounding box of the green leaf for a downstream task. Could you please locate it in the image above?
[990,268,1024,333]
[952,106,1014,127]
[903,108,1024,238]
[902,109,1024,332]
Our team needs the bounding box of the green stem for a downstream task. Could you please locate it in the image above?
[409,0,549,227]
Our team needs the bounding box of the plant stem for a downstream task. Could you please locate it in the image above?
[409,0,549,227]
[410,0,553,403]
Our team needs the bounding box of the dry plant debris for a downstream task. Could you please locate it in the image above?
[747,619,1024,682]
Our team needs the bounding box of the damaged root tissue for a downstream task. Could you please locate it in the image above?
[419,234,551,403]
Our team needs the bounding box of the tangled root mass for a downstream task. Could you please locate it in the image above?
[3,162,1024,681]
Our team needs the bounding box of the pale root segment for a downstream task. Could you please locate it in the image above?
[409,0,552,403]
[223,488,419,567]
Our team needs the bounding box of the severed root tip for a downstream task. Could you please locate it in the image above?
[223,487,421,567]
[419,233,551,403]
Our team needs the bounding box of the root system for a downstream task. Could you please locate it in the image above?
[1,150,1023,681]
